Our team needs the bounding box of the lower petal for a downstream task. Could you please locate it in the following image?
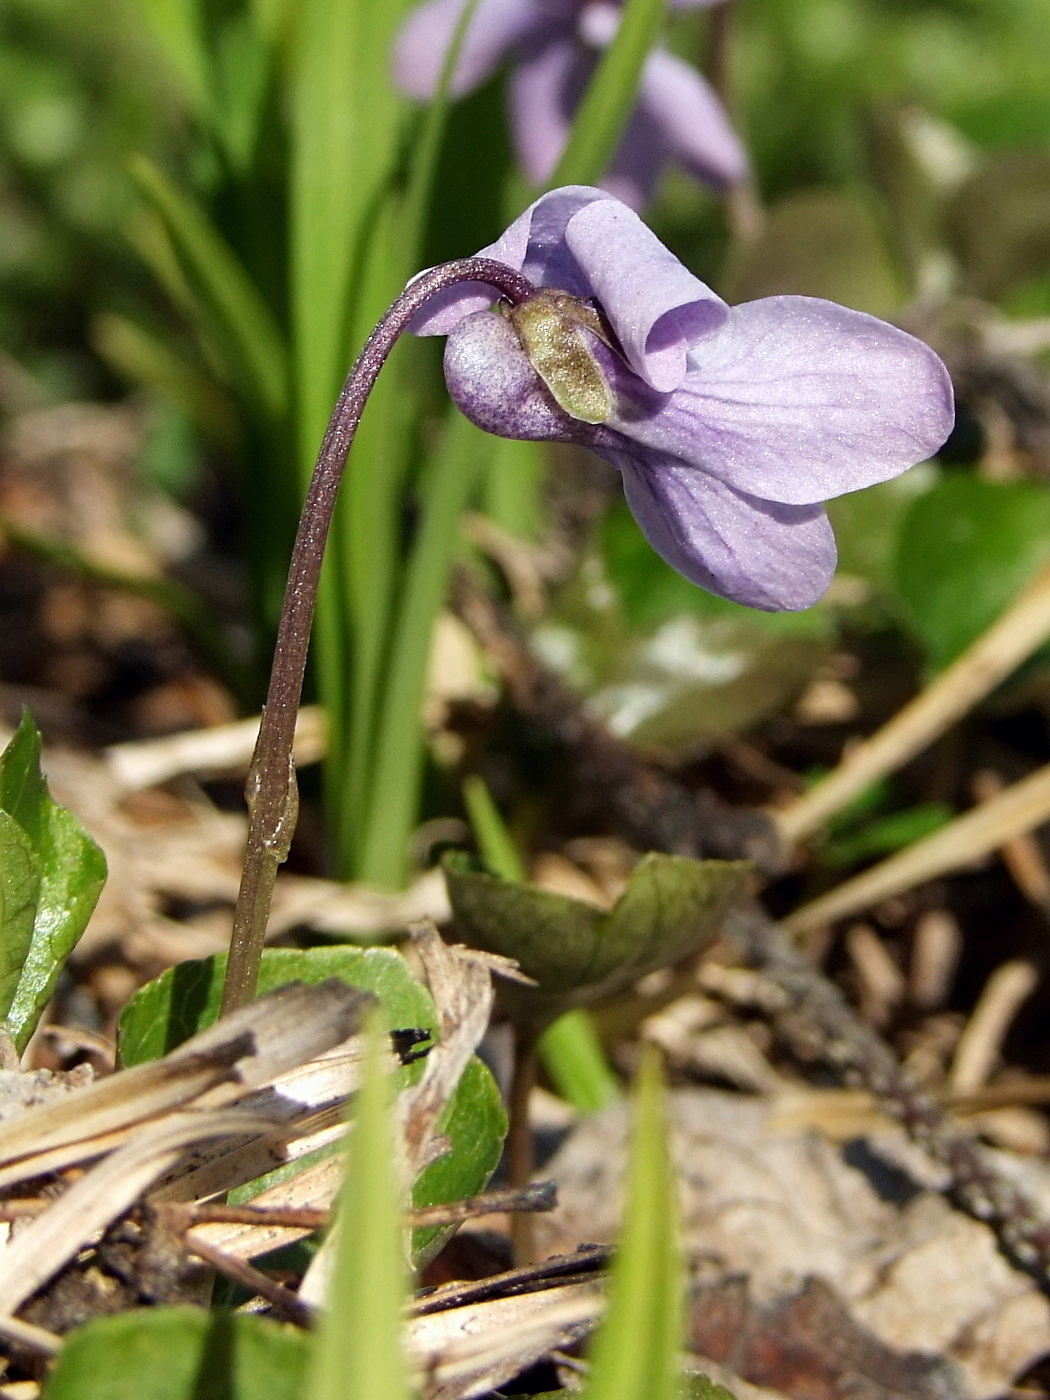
[614,450,837,611]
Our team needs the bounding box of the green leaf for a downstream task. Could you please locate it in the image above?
[0,714,106,1049]
[129,156,288,421]
[307,1014,410,1400]
[117,947,435,1066]
[444,852,749,1025]
[548,0,670,189]
[117,947,507,1263]
[412,1055,507,1266]
[463,774,618,1111]
[44,1306,308,1400]
[585,1045,683,1400]
[463,772,526,882]
[0,812,38,1026]
[893,476,1050,670]
[354,410,490,886]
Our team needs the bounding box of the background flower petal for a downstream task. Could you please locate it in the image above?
[613,449,838,610]
[636,48,748,188]
[564,197,728,392]
[610,296,954,504]
[508,32,583,184]
[393,0,547,99]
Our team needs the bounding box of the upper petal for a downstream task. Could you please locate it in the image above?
[608,296,955,505]
[408,186,612,335]
[612,449,838,610]
[393,0,548,99]
[563,197,728,392]
[636,48,748,188]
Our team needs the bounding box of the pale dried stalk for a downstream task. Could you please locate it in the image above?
[784,760,1050,935]
[106,706,327,792]
[774,562,1050,848]
[949,959,1040,1096]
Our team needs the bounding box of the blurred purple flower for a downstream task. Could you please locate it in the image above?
[412,187,955,611]
[393,0,747,210]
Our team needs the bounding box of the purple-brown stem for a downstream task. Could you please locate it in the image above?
[220,258,536,1016]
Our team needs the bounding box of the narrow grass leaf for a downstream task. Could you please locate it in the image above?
[289,0,412,483]
[356,411,490,886]
[129,157,288,420]
[463,772,526,882]
[539,1010,620,1113]
[585,1044,683,1400]
[307,1012,410,1400]
[137,0,213,122]
[548,0,669,189]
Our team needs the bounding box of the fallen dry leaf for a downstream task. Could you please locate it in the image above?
[535,1088,1050,1400]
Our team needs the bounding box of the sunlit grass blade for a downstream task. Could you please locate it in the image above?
[289,0,413,485]
[92,312,237,445]
[128,156,288,420]
[585,1044,683,1400]
[356,411,491,886]
[463,773,618,1112]
[307,1011,410,1400]
[547,0,670,189]
[138,0,213,122]
[400,0,483,257]
[539,1010,620,1113]
[463,771,526,882]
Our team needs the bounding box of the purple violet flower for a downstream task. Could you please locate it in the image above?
[393,0,747,210]
[412,187,955,611]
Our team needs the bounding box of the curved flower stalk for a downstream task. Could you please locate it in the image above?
[393,0,747,209]
[411,186,956,611]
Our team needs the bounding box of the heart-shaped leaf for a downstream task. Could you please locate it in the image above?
[444,852,749,1024]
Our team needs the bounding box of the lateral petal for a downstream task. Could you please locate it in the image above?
[607,296,954,504]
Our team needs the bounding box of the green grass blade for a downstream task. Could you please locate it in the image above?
[129,156,288,420]
[547,0,670,189]
[585,1044,684,1400]
[400,0,483,259]
[539,1011,620,1113]
[289,0,413,485]
[137,0,213,121]
[307,1012,410,1400]
[356,411,490,886]
[462,772,526,882]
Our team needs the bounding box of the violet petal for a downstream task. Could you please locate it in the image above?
[507,31,583,184]
[612,448,839,611]
[604,296,954,505]
[393,0,547,99]
[563,197,728,392]
[636,48,748,188]
[443,309,584,442]
[409,186,611,335]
